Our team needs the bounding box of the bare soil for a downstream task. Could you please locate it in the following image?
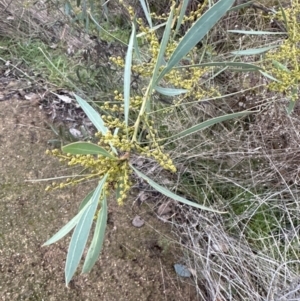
[0,79,198,300]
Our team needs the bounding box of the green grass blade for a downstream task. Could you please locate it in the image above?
[82,196,108,273]
[85,8,90,32]
[65,174,108,285]
[43,188,96,246]
[156,0,235,82]
[62,142,116,159]
[139,0,152,28]
[279,1,289,32]
[131,166,225,213]
[155,86,188,96]
[124,23,136,126]
[74,94,108,134]
[169,111,252,140]
[231,46,277,56]
[228,30,286,35]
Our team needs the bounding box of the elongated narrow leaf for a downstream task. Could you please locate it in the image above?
[62,142,116,159]
[43,189,96,246]
[228,30,286,35]
[287,87,298,115]
[101,0,108,17]
[229,0,254,11]
[229,68,261,72]
[74,94,107,134]
[43,209,85,246]
[88,12,127,46]
[64,1,72,15]
[169,111,252,140]
[139,0,152,28]
[131,166,225,213]
[155,86,188,96]
[78,189,95,212]
[74,94,117,155]
[231,46,277,56]
[156,0,235,83]
[174,61,262,71]
[287,99,296,115]
[136,22,166,38]
[259,70,280,82]
[124,23,136,126]
[65,174,108,285]
[82,196,108,273]
[116,180,122,201]
[151,4,175,83]
[173,0,189,37]
[133,21,142,61]
[272,60,290,72]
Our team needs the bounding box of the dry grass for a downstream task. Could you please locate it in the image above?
[0,0,92,49]
[153,1,300,300]
[159,95,300,300]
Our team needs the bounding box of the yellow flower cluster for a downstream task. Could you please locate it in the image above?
[46,1,216,205]
[110,56,124,67]
[264,2,300,100]
[100,91,143,114]
[96,130,133,152]
[182,1,208,23]
[111,1,218,102]
[46,122,176,204]
[127,5,135,20]
[106,1,219,174]
[45,145,132,205]
[141,145,176,173]
[117,91,143,110]
[148,1,208,24]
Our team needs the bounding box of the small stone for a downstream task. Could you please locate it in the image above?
[69,128,82,138]
[132,215,144,228]
[138,191,148,203]
[174,264,191,278]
